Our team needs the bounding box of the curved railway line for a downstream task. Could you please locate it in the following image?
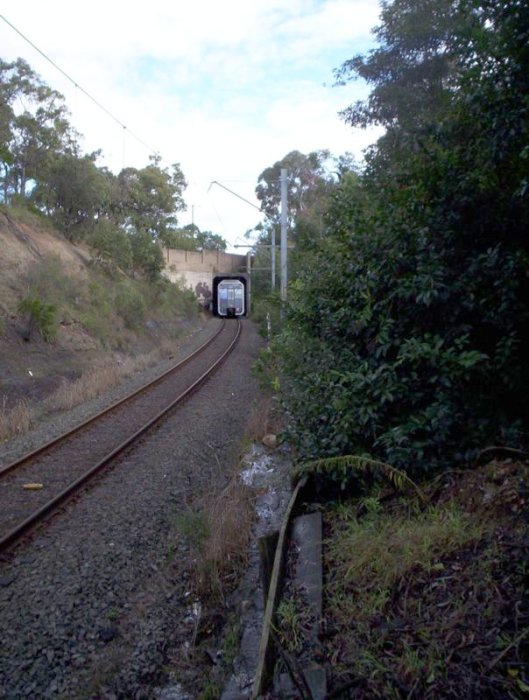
[0,318,241,553]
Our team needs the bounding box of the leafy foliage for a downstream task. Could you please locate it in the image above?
[34,153,111,239]
[293,454,426,502]
[251,150,356,296]
[18,295,57,342]
[88,219,133,270]
[129,229,165,280]
[274,0,529,473]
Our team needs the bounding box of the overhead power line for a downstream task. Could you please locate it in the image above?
[0,13,158,158]
[208,180,262,212]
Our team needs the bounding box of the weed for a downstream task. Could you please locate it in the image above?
[114,280,146,329]
[106,607,120,622]
[221,618,241,668]
[198,480,254,600]
[173,479,254,602]
[18,295,57,342]
[243,396,282,443]
[25,254,82,307]
[197,680,221,700]
[325,501,485,622]
[275,599,302,653]
[252,345,282,392]
[174,509,210,551]
[0,396,33,441]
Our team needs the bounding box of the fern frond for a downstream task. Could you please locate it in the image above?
[293,454,427,503]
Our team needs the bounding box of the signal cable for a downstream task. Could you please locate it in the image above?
[0,13,158,158]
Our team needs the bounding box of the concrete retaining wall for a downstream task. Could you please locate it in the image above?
[163,248,248,303]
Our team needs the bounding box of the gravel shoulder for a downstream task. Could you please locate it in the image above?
[0,318,271,699]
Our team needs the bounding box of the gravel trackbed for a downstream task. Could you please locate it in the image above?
[0,318,263,699]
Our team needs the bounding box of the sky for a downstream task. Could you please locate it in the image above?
[1,0,383,250]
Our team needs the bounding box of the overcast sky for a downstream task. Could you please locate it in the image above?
[1,1,382,249]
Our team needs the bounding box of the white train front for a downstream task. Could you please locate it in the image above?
[212,275,247,317]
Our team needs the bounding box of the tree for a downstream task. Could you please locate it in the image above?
[87,219,133,271]
[195,229,227,251]
[335,0,471,132]
[33,152,111,238]
[158,223,227,252]
[0,58,78,202]
[129,229,164,280]
[116,157,187,240]
[274,0,529,472]
[255,150,333,227]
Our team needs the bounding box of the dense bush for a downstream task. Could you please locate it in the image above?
[148,277,197,319]
[114,280,147,330]
[276,0,529,472]
[18,295,57,342]
[88,220,133,271]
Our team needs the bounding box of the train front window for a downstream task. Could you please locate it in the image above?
[219,283,243,312]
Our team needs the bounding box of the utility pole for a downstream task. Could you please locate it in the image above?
[280,168,288,302]
[271,226,276,290]
[246,251,252,314]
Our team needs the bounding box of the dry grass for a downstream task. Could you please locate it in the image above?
[46,341,178,413]
[47,364,125,412]
[244,396,283,443]
[0,396,34,441]
[177,478,255,602]
[0,340,181,443]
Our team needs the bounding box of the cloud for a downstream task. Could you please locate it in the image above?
[1,0,383,245]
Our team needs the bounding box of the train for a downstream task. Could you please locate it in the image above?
[212,275,247,317]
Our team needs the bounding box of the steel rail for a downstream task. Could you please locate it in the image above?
[0,320,241,553]
[0,320,225,479]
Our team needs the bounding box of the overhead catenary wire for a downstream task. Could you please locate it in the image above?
[0,13,158,159]
[208,181,262,213]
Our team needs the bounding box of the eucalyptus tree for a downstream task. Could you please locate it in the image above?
[255,150,334,230]
[33,152,112,239]
[116,156,187,239]
[0,58,78,202]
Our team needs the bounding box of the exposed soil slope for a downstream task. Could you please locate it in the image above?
[0,210,201,413]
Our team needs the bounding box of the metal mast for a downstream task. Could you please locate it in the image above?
[280,168,288,301]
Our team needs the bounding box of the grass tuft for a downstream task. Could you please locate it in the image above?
[175,478,255,602]
[46,364,124,412]
[198,479,255,600]
[0,396,34,441]
[325,501,484,621]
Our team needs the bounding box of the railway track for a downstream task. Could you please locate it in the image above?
[0,319,241,553]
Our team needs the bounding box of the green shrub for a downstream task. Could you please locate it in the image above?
[87,280,112,319]
[276,157,528,472]
[273,1,529,474]
[149,277,196,318]
[78,310,113,346]
[88,220,133,271]
[114,281,146,329]
[25,254,81,307]
[18,295,57,342]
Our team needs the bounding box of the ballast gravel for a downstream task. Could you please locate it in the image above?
[0,319,264,699]
[0,319,219,469]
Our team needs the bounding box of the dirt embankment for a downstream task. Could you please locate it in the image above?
[0,212,92,406]
[0,209,202,416]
